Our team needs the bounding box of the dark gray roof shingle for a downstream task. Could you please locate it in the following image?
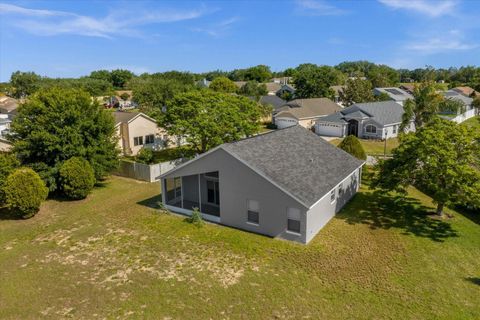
[222,126,364,207]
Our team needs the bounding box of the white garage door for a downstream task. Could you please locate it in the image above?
[275,117,298,129]
[315,122,343,137]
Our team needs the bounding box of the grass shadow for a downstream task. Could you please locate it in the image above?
[465,277,480,286]
[137,194,163,209]
[337,190,458,242]
[454,205,480,226]
[0,207,23,220]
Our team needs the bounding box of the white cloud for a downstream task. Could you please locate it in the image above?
[378,0,457,17]
[295,0,347,16]
[405,29,477,54]
[0,3,210,38]
[193,17,240,37]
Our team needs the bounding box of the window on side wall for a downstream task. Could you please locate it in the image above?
[247,200,259,225]
[287,207,301,234]
[134,136,143,146]
[330,189,336,203]
[145,134,155,144]
[365,125,377,134]
[393,125,397,134]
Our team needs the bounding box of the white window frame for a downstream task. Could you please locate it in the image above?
[286,207,301,235]
[365,124,377,134]
[145,134,155,145]
[133,136,143,146]
[330,189,336,204]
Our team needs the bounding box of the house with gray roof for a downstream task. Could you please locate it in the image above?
[440,90,477,123]
[373,87,413,106]
[273,98,342,130]
[315,101,414,139]
[160,125,364,244]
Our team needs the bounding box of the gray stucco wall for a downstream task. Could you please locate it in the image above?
[162,148,362,244]
[305,167,360,243]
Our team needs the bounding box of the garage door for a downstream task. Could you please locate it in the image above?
[315,122,343,137]
[275,117,298,129]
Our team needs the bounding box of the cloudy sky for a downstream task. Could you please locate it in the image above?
[0,0,479,81]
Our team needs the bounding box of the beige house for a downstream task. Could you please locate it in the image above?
[0,137,12,152]
[273,98,342,130]
[113,111,170,156]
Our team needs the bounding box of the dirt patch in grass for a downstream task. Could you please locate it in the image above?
[33,222,258,289]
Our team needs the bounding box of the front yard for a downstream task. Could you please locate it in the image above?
[330,137,400,156]
[1,176,480,319]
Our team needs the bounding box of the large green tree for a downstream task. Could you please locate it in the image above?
[238,81,268,97]
[401,82,443,130]
[374,119,480,216]
[10,71,41,98]
[367,64,400,87]
[293,64,345,99]
[110,69,134,88]
[339,78,375,106]
[209,77,238,93]
[10,87,119,191]
[162,91,261,153]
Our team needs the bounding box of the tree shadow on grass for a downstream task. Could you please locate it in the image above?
[465,277,480,286]
[454,205,480,226]
[337,191,458,242]
[137,194,163,209]
[0,207,23,220]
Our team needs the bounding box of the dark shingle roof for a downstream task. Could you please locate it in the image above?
[222,126,364,207]
[112,111,139,125]
[258,95,286,110]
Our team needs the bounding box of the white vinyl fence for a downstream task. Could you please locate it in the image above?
[115,158,185,182]
[449,109,476,124]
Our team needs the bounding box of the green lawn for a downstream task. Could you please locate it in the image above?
[462,116,480,130]
[330,137,400,156]
[1,176,480,319]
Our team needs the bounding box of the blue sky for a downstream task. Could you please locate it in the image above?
[1,0,480,81]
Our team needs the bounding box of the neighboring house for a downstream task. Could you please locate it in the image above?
[264,82,282,95]
[0,137,12,152]
[399,84,415,94]
[197,78,211,88]
[452,86,479,97]
[249,95,286,123]
[315,101,414,139]
[113,111,170,156]
[0,114,12,151]
[271,77,292,85]
[440,90,476,123]
[330,85,346,104]
[277,83,296,98]
[233,81,247,89]
[273,98,342,130]
[373,87,413,106]
[160,125,364,244]
[0,96,18,115]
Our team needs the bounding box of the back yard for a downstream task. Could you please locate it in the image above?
[1,176,479,319]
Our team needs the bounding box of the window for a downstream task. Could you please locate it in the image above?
[365,125,377,134]
[207,180,220,205]
[145,134,155,144]
[134,136,143,146]
[393,125,397,134]
[247,200,259,224]
[287,207,301,234]
[330,189,336,203]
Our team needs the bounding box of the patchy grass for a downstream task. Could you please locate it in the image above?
[330,137,399,156]
[1,176,480,319]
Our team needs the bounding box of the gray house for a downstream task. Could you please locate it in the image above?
[373,87,413,106]
[160,126,364,244]
[315,101,415,139]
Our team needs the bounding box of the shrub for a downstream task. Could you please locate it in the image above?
[136,148,155,164]
[59,157,96,200]
[186,207,204,227]
[0,153,20,205]
[4,168,48,218]
[338,135,367,160]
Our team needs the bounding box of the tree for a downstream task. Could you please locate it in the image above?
[238,81,267,97]
[4,168,48,218]
[120,92,130,101]
[162,91,261,153]
[10,87,119,191]
[243,65,272,82]
[439,98,466,114]
[374,119,480,216]
[110,69,134,88]
[89,70,112,83]
[130,77,194,114]
[0,153,20,204]
[59,157,96,200]
[339,78,375,106]
[401,82,443,130]
[367,65,400,87]
[209,77,238,93]
[338,135,367,160]
[10,71,41,98]
[292,64,345,99]
[136,148,155,164]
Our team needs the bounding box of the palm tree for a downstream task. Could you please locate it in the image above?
[401,82,443,130]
